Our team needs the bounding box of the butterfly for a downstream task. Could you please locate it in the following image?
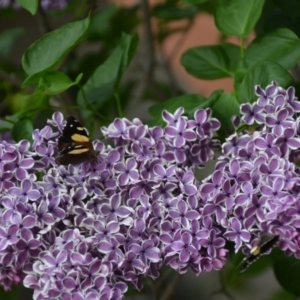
[239,233,279,273]
[55,116,98,165]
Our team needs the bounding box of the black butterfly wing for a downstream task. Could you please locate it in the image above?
[239,233,279,273]
[55,116,97,165]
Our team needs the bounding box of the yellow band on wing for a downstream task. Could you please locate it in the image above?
[71,133,90,143]
[250,246,260,256]
[68,148,90,154]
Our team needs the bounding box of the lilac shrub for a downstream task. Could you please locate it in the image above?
[200,82,300,257]
[0,108,226,299]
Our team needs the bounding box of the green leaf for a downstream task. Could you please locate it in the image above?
[117,34,139,85]
[22,16,90,75]
[148,90,224,127]
[212,92,240,135]
[0,285,21,300]
[0,28,25,56]
[22,72,46,88]
[87,4,117,40]
[269,290,295,300]
[274,255,300,296]
[235,61,294,104]
[217,245,246,289]
[76,33,138,117]
[182,0,208,3]
[15,0,38,14]
[148,94,206,126]
[243,28,300,70]
[0,115,18,133]
[38,71,83,95]
[215,0,265,37]
[186,89,224,118]
[16,91,49,117]
[181,44,241,79]
[240,254,274,276]
[11,117,33,142]
[152,3,198,20]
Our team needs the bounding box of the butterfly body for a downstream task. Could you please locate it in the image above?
[239,233,279,273]
[55,116,98,165]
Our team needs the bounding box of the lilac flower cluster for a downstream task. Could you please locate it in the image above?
[0,0,69,10]
[200,82,300,257]
[0,108,225,299]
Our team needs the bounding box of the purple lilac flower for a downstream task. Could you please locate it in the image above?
[165,117,197,148]
[0,108,224,299]
[255,83,278,106]
[240,103,265,125]
[171,231,198,263]
[200,81,300,260]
